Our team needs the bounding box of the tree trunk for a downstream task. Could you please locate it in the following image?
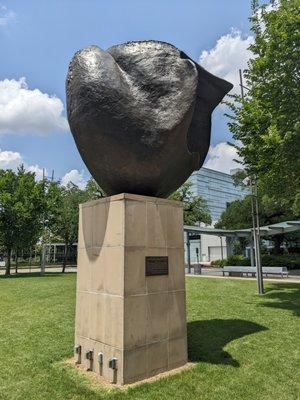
[5,248,11,277]
[29,247,32,272]
[15,251,18,274]
[62,243,69,273]
[273,234,284,254]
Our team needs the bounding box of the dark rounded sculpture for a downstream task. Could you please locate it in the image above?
[66,40,233,198]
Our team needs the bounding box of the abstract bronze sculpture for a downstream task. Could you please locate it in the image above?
[66,40,232,197]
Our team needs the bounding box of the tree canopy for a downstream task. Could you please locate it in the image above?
[215,196,253,230]
[216,193,299,253]
[169,182,211,226]
[49,183,88,272]
[85,178,106,200]
[0,166,45,275]
[227,0,300,220]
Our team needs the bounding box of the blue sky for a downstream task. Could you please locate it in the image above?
[0,0,255,185]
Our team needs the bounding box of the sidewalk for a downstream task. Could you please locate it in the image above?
[0,265,77,275]
[186,267,300,284]
[2,265,300,284]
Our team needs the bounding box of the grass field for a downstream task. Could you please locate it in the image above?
[0,273,299,400]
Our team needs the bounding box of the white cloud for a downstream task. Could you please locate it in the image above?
[204,142,243,174]
[0,149,23,170]
[0,149,87,187]
[26,164,46,180]
[0,4,16,27]
[199,3,280,92]
[61,169,87,189]
[199,29,254,94]
[0,77,69,134]
[0,148,47,180]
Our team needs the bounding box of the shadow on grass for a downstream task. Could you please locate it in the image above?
[260,283,300,317]
[187,319,267,367]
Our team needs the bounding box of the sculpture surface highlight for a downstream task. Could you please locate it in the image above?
[66,40,232,197]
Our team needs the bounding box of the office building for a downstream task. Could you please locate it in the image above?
[186,167,249,262]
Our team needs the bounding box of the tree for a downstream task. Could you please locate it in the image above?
[0,167,45,276]
[50,183,87,273]
[215,196,253,230]
[85,178,106,200]
[48,178,106,273]
[227,0,300,219]
[216,193,298,254]
[169,182,211,226]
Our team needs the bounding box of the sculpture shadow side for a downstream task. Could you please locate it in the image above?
[187,319,267,367]
[82,200,109,259]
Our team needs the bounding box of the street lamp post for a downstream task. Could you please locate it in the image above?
[220,236,224,261]
[243,176,264,294]
[40,219,49,275]
[250,178,264,294]
[186,232,191,274]
[239,69,264,294]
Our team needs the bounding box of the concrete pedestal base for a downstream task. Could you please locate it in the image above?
[75,193,187,385]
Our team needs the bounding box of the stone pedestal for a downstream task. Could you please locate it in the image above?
[75,193,187,385]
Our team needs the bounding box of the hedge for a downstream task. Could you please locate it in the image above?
[211,253,300,269]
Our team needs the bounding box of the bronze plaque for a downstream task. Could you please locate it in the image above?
[145,256,169,276]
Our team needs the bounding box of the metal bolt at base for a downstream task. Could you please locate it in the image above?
[108,357,118,370]
[98,352,103,365]
[86,350,93,360]
[85,350,94,371]
[108,357,118,384]
[74,345,81,364]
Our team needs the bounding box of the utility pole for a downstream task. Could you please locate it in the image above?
[186,233,191,274]
[239,69,264,294]
[250,178,264,294]
[239,69,245,99]
[40,169,47,275]
[220,236,224,261]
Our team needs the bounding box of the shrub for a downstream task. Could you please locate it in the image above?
[261,254,300,269]
[212,253,300,269]
[211,255,251,267]
[226,255,251,266]
[211,259,227,267]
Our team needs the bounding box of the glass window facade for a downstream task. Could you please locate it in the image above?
[188,167,249,223]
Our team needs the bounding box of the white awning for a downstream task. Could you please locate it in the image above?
[184,220,300,238]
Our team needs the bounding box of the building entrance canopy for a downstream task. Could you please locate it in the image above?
[184,220,300,238]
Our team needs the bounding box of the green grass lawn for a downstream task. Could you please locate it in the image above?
[0,274,299,400]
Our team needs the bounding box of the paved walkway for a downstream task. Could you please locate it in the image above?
[2,265,300,284]
[186,267,300,284]
[0,266,77,275]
